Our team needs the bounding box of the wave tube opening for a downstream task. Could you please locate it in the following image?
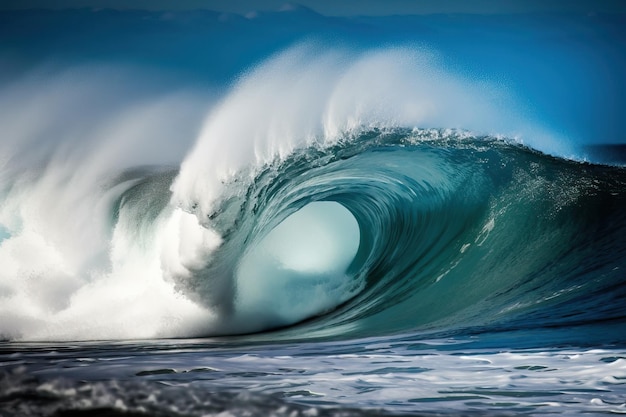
[233,201,361,333]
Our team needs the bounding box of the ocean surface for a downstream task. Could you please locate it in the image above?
[1,7,626,417]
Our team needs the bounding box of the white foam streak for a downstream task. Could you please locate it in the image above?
[0,67,213,340]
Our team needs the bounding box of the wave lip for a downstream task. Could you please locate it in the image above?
[170,44,568,226]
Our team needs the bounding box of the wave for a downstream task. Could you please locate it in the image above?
[0,46,624,342]
[171,130,626,341]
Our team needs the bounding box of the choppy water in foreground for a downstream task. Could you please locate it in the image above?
[2,335,626,416]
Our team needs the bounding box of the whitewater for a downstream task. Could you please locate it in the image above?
[1,9,626,417]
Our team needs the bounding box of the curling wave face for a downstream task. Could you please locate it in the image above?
[171,131,626,340]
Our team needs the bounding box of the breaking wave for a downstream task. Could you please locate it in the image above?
[1,46,624,343]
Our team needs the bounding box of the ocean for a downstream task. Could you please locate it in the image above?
[1,7,625,417]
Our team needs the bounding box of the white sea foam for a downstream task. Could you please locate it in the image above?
[0,67,213,340]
